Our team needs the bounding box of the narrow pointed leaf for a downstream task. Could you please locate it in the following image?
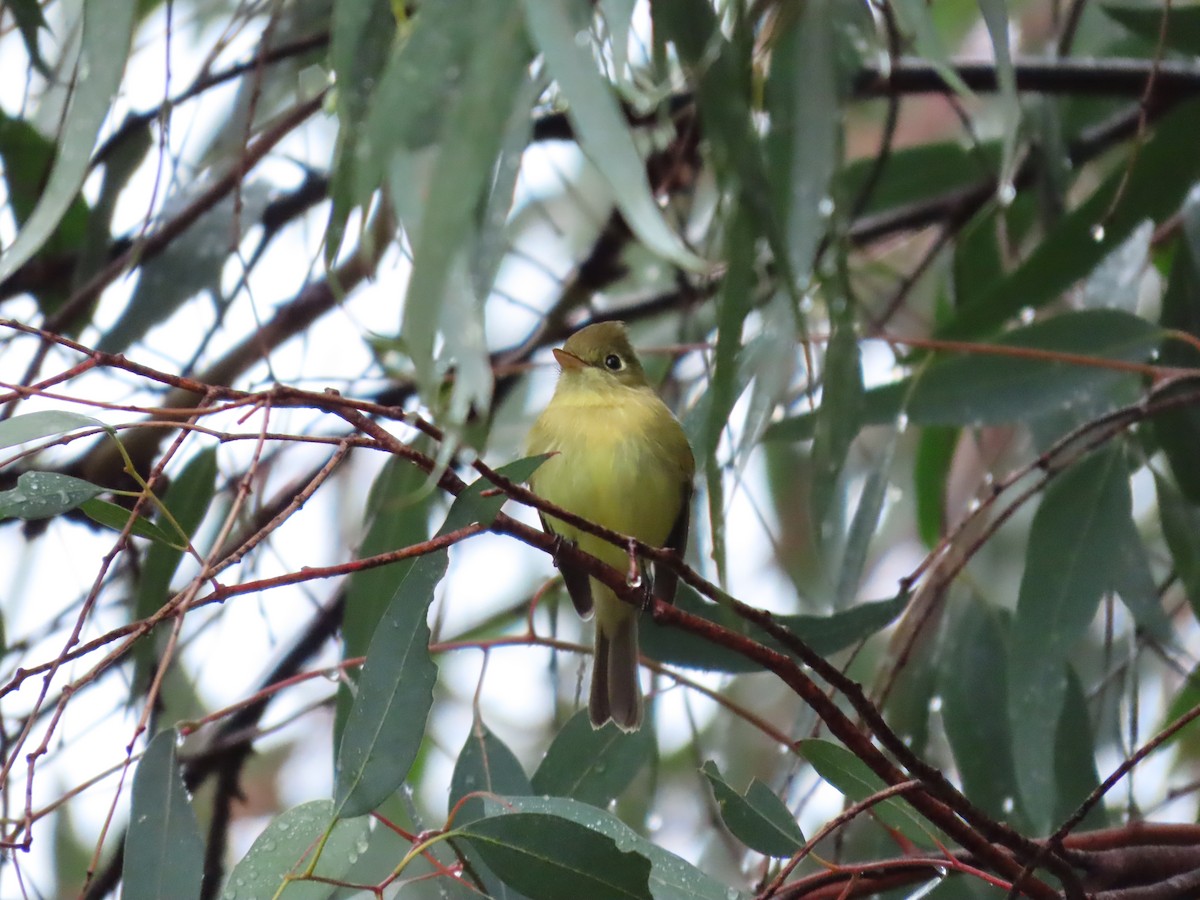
[531,710,653,806]
[1009,448,1129,832]
[121,730,203,900]
[521,0,705,272]
[0,0,137,283]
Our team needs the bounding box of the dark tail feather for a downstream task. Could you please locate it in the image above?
[589,616,642,731]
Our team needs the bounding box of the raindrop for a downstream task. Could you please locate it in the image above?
[1019,307,1035,325]
[817,196,835,218]
[575,30,591,48]
[261,840,276,852]
[927,695,943,713]
[1002,796,1015,813]
[646,813,664,832]
[626,571,642,589]
[896,412,909,433]
[997,181,1016,207]
[1090,223,1106,243]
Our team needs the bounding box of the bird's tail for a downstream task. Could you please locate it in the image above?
[589,612,642,731]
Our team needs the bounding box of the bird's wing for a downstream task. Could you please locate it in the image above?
[653,483,691,605]
[540,512,595,618]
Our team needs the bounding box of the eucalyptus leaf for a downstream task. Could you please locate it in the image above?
[0,0,137,283]
[121,730,203,900]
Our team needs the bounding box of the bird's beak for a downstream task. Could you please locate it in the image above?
[553,348,586,371]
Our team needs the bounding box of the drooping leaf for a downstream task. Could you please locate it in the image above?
[333,547,445,818]
[121,730,203,900]
[1008,447,1130,832]
[809,303,863,548]
[531,710,653,806]
[399,0,530,408]
[941,601,1022,824]
[0,0,137,284]
[700,761,804,858]
[1152,194,1200,502]
[765,0,840,283]
[940,98,1200,339]
[765,310,1162,440]
[132,448,218,690]
[522,0,705,273]
[335,459,541,817]
[1157,472,1200,621]
[913,426,958,546]
[97,182,273,353]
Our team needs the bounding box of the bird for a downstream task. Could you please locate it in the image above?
[526,321,695,731]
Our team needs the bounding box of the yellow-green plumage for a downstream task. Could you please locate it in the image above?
[526,322,694,731]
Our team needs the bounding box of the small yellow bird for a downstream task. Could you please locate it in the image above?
[526,322,695,731]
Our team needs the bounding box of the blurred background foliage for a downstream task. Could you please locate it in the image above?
[1,0,1200,897]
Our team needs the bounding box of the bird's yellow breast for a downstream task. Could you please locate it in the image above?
[526,379,691,569]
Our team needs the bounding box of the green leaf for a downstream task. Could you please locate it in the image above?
[766,310,1161,440]
[399,0,531,405]
[482,796,744,900]
[121,730,203,900]
[97,182,272,353]
[1152,196,1200,502]
[890,0,973,97]
[834,438,895,609]
[132,448,218,690]
[940,98,1200,339]
[640,586,907,673]
[800,739,938,846]
[1157,472,1200,622]
[0,410,104,450]
[913,426,958,546]
[222,800,370,900]
[333,547,444,818]
[765,0,840,281]
[531,710,652,806]
[700,761,804,858]
[809,304,863,547]
[335,461,535,817]
[451,720,531,823]
[0,472,105,520]
[79,499,179,546]
[522,0,704,272]
[1008,447,1130,833]
[1102,3,1200,55]
[650,0,786,280]
[449,722,532,900]
[977,0,1020,194]
[326,0,396,254]
[6,0,51,74]
[456,813,652,900]
[941,601,1022,824]
[0,0,137,284]
[343,453,437,662]
[1053,667,1107,831]
[841,141,1001,219]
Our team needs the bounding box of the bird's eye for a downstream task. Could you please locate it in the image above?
[604,354,624,371]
